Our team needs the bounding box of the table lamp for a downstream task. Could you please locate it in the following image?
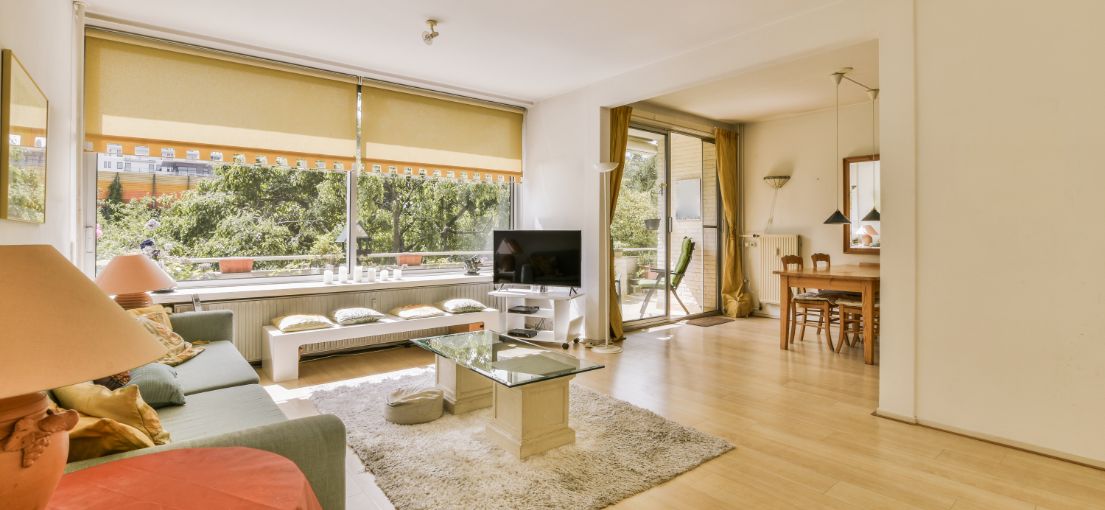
[95,253,176,309]
[0,245,168,509]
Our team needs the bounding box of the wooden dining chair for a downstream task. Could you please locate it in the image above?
[781,255,833,349]
[836,296,880,353]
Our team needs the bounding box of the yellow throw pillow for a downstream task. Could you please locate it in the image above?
[136,316,204,366]
[52,382,170,445]
[272,314,334,332]
[67,413,156,462]
[127,304,173,329]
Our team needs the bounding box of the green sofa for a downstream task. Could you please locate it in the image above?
[64,310,347,510]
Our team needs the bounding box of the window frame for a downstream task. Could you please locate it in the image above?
[82,30,525,287]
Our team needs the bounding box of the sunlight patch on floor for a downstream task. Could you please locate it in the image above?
[263,365,434,404]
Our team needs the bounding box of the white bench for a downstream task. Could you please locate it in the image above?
[262,309,501,382]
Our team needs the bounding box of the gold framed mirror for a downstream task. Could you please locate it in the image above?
[1,49,49,223]
[842,154,879,254]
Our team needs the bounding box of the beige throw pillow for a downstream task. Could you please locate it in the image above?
[53,382,170,445]
[272,314,334,332]
[127,305,173,329]
[331,307,385,326]
[437,298,487,314]
[390,304,445,320]
[136,316,204,366]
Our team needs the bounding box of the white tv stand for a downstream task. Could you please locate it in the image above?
[489,288,586,349]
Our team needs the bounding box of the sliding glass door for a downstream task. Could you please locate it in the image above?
[613,126,720,327]
[613,128,668,323]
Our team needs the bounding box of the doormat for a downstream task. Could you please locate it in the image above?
[686,316,734,327]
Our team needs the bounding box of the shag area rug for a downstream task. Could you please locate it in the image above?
[309,369,732,510]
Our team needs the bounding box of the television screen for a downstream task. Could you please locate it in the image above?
[493,230,582,288]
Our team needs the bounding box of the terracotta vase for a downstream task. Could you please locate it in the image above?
[0,393,78,510]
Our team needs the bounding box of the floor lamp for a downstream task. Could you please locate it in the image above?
[594,162,622,354]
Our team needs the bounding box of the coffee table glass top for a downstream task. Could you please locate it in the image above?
[411,330,604,387]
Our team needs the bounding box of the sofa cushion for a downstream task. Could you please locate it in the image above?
[157,384,286,442]
[136,316,205,367]
[175,341,259,396]
[126,363,185,408]
[53,383,170,445]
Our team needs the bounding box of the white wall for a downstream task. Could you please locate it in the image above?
[911,0,1105,464]
[742,102,880,314]
[0,0,76,256]
[523,0,903,341]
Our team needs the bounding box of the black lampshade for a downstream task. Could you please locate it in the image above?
[861,208,881,222]
[823,209,850,224]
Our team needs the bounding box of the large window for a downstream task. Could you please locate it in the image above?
[85,31,522,282]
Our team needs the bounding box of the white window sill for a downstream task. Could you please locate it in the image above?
[152,272,492,304]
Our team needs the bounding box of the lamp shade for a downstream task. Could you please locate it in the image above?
[823,209,851,224]
[0,245,168,398]
[95,253,176,295]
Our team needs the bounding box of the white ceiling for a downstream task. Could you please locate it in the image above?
[644,39,879,123]
[85,0,838,103]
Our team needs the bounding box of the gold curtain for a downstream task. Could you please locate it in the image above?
[607,106,632,340]
[715,127,753,318]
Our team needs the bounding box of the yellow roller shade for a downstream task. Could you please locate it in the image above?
[85,31,356,158]
[363,86,523,174]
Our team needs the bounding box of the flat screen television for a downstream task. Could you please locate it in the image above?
[492,230,582,288]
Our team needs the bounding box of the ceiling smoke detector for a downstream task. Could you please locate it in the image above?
[422,19,439,46]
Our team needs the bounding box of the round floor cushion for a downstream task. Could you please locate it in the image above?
[384,387,444,425]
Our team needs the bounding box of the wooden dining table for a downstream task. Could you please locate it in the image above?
[774,264,881,364]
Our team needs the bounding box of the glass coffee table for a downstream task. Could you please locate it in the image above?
[412,330,604,458]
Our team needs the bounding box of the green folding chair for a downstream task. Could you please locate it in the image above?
[638,237,695,317]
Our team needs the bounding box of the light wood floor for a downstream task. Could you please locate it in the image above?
[258,318,1105,509]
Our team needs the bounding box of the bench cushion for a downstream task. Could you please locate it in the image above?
[157,384,286,442]
[176,341,260,396]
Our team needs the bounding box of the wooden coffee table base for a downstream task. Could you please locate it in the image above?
[434,355,576,458]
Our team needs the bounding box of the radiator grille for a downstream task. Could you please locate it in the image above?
[753,234,800,305]
[172,282,501,362]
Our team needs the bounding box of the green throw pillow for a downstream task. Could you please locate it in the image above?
[126,363,185,408]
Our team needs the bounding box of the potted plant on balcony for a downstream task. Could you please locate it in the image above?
[396,254,423,266]
[219,257,254,273]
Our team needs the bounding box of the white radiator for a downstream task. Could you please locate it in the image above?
[171,282,501,362]
[751,234,799,305]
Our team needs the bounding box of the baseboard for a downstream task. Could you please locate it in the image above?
[874,410,1105,471]
[873,408,917,424]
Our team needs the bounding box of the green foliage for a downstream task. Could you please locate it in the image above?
[6,146,46,222]
[101,173,124,221]
[611,152,660,248]
[97,163,510,280]
[356,174,510,262]
[622,151,658,195]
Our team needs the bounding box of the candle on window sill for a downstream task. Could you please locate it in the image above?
[323,268,334,284]
[337,266,348,283]
[366,267,376,282]
[394,267,403,280]
[353,265,362,282]
[379,269,389,281]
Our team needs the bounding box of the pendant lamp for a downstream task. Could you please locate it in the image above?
[824,70,850,225]
[862,87,881,222]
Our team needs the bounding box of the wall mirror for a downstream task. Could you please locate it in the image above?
[843,154,879,254]
[1,49,49,223]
